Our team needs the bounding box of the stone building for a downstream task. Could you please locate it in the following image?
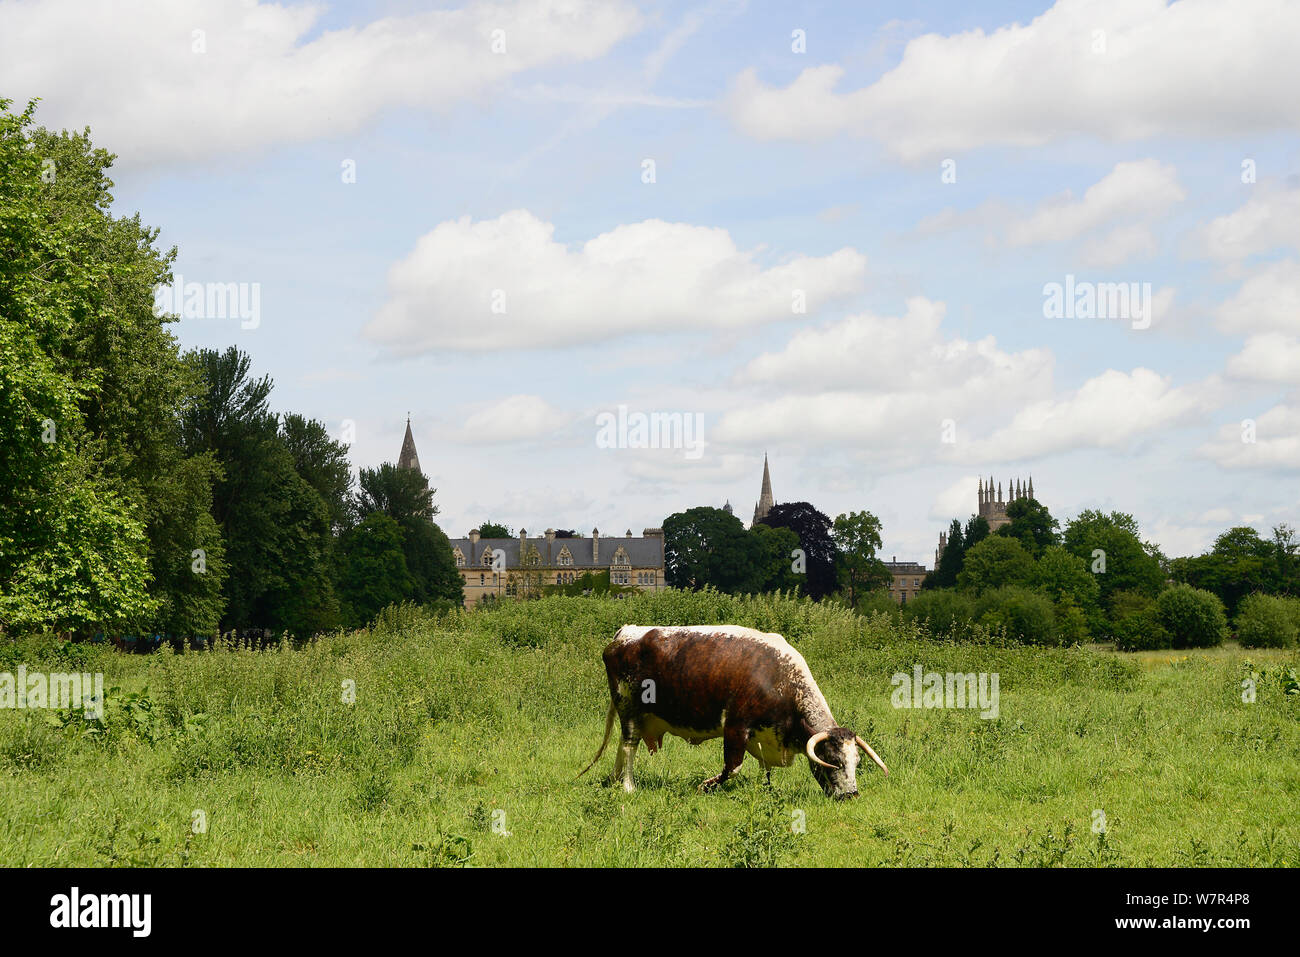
[394,421,665,608]
[935,476,1037,567]
[448,528,666,608]
[884,558,927,606]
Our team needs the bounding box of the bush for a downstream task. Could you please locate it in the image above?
[1236,593,1299,649]
[1154,584,1227,649]
[974,586,1059,645]
[1053,602,1091,645]
[853,590,902,621]
[1112,606,1172,651]
[903,589,976,640]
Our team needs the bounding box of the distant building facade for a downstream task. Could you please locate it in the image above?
[885,558,927,606]
[449,528,666,608]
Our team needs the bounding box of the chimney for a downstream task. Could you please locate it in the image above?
[469,529,480,544]
[545,528,555,542]
[592,527,599,563]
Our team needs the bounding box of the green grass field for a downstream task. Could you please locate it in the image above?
[2,591,1297,867]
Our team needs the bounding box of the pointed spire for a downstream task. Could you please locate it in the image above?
[978,477,984,505]
[753,453,775,525]
[1028,475,1034,499]
[398,416,421,473]
[997,480,1002,503]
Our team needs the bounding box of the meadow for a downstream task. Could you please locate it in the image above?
[1,590,1297,867]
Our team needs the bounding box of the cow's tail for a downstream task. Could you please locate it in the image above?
[576,701,617,779]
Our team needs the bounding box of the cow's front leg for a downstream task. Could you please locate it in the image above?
[700,724,748,792]
[612,718,639,793]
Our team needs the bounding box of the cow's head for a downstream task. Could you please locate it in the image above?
[806,728,889,800]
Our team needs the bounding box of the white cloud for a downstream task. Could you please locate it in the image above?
[1200,404,1300,469]
[1006,160,1182,247]
[0,0,641,164]
[1215,260,1300,335]
[1079,224,1160,268]
[1225,334,1300,384]
[716,298,1054,452]
[930,476,981,521]
[964,368,1219,460]
[725,0,1300,159]
[365,210,867,353]
[1195,186,1300,262]
[455,394,573,444]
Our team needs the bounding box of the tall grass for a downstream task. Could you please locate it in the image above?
[1,590,1296,866]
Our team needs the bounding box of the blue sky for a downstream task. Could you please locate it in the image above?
[4,0,1298,563]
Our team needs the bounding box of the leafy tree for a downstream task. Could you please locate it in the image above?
[182,348,339,635]
[663,506,755,593]
[957,536,1035,595]
[402,519,465,606]
[0,99,167,635]
[1235,593,1298,649]
[1171,526,1279,619]
[1031,546,1101,618]
[281,414,352,531]
[993,497,1059,557]
[749,523,804,594]
[926,519,965,589]
[356,464,435,525]
[902,588,976,639]
[974,586,1059,645]
[831,510,891,609]
[758,502,838,600]
[479,521,512,538]
[335,513,413,628]
[1154,584,1227,648]
[1062,510,1164,612]
[963,514,990,550]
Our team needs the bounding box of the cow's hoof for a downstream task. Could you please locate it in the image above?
[698,776,723,793]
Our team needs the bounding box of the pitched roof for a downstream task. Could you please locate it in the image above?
[449,535,663,569]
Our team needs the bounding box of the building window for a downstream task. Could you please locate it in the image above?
[479,574,485,586]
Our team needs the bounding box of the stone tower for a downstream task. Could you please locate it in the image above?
[976,475,1034,531]
[752,454,775,526]
[937,475,1038,564]
[398,416,421,473]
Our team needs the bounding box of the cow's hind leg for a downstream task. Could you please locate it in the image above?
[611,716,640,793]
[700,724,749,792]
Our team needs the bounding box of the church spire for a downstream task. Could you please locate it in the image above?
[398,415,421,473]
[752,453,775,525]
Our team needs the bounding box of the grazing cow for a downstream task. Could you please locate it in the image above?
[578,625,888,799]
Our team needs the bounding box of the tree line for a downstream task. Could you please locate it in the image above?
[0,100,461,642]
[662,490,1300,650]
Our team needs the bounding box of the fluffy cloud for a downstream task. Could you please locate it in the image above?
[1006,160,1183,247]
[725,0,1300,159]
[1226,334,1300,384]
[1195,186,1300,262]
[453,394,574,444]
[963,368,1220,461]
[716,297,1054,451]
[1200,404,1300,469]
[0,0,641,164]
[365,210,867,353]
[1216,260,1300,335]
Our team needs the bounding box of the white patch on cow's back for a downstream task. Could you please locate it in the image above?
[616,624,836,732]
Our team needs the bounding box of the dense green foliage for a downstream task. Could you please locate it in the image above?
[1235,593,1299,649]
[0,101,458,639]
[2,590,1296,867]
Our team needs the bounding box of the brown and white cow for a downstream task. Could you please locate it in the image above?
[578,625,888,799]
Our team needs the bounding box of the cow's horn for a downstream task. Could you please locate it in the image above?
[855,735,890,776]
[805,730,838,769]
